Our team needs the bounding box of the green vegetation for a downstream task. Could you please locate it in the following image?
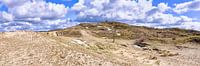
[55,28,82,37]
[184,36,200,44]
[87,42,117,51]
[52,22,200,44]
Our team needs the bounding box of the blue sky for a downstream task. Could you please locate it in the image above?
[0,0,193,10]
[0,0,200,31]
[153,0,192,7]
[45,0,78,7]
[0,4,8,11]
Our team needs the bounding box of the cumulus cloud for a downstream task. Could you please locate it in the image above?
[0,11,14,22]
[71,0,194,25]
[0,20,80,32]
[182,22,200,30]
[0,0,200,31]
[0,0,28,7]
[71,0,154,22]
[9,1,67,20]
[145,13,193,25]
[68,0,200,31]
[174,0,200,14]
[0,0,70,31]
[0,0,67,21]
[157,3,171,12]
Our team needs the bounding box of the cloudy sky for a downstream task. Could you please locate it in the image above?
[0,0,200,31]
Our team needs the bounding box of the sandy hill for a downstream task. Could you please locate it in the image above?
[52,22,200,44]
[0,22,200,66]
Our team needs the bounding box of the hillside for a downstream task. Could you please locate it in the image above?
[0,22,200,66]
[52,22,200,44]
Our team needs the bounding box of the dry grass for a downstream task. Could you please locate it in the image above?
[50,28,82,37]
[85,42,119,55]
[184,36,200,44]
[75,22,200,44]
[45,22,200,45]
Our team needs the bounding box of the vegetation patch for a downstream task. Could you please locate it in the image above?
[185,36,200,44]
[56,29,82,37]
[87,42,118,54]
[50,22,200,44]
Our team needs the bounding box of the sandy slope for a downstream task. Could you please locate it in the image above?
[0,31,123,66]
[0,30,200,66]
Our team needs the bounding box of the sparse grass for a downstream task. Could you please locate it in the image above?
[51,22,200,44]
[98,22,131,29]
[184,36,200,44]
[159,50,179,57]
[171,36,200,44]
[87,42,118,54]
[90,43,117,50]
[56,29,82,37]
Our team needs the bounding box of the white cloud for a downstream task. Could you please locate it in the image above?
[0,11,14,22]
[157,3,170,12]
[179,16,193,22]
[0,0,28,7]
[70,0,193,24]
[71,0,86,11]
[174,0,200,14]
[0,0,200,31]
[146,13,180,24]
[0,0,45,7]
[0,0,70,31]
[72,0,154,21]
[0,0,68,21]
[0,19,81,32]
[145,12,193,25]
[9,1,67,20]
[179,22,200,31]
[69,0,200,31]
